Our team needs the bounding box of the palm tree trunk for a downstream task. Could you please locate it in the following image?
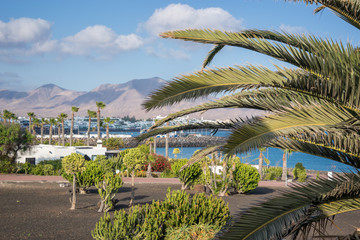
[62,120,65,146]
[40,125,44,144]
[49,125,53,145]
[106,125,109,140]
[259,152,263,179]
[28,117,32,133]
[165,123,169,159]
[154,137,157,154]
[70,174,76,210]
[282,152,287,181]
[58,124,61,144]
[87,118,91,146]
[70,112,74,146]
[97,108,101,140]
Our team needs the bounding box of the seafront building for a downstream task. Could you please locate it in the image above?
[17,141,108,164]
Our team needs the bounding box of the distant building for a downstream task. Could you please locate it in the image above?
[17,141,108,164]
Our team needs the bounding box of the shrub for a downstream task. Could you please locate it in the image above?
[23,162,32,174]
[263,167,282,180]
[178,162,202,190]
[96,173,123,212]
[135,170,147,177]
[103,138,124,150]
[232,163,260,194]
[160,169,177,178]
[165,224,220,240]
[293,162,307,181]
[76,160,107,192]
[30,164,44,175]
[170,158,188,176]
[42,164,54,175]
[144,154,171,172]
[0,157,16,173]
[92,189,230,240]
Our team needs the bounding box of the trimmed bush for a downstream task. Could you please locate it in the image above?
[91,189,230,240]
[293,162,307,182]
[232,163,260,194]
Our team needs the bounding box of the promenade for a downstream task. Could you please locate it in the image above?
[0,174,289,187]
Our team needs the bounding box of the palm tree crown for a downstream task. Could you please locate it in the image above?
[137,1,360,239]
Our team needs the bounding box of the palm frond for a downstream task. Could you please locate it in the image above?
[148,87,337,130]
[219,172,360,240]
[135,121,233,142]
[286,0,360,30]
[180,145,224,171]
[161,29,359,81]
[224,103,354,154]
[202,44,224,69]
[267,130,360,168]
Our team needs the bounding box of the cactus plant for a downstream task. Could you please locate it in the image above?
[96,173,123,212]
[178,162,202,190]
[91,188,230,240]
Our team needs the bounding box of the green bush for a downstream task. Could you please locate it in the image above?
[170,158,188,176]
[263,167,282,180]
[91,189,230,240]
[96,173,123,212]
[42,164,54,175]
[293,162,307,182]
[178,162,202,190]
[0,157,16,173]
[232,163,260,194]
[165,224,220,240]
[103,138,124,150]
[30,164,44,175]
[76,161,108,191]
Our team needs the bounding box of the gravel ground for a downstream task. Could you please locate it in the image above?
[0,177,359,240]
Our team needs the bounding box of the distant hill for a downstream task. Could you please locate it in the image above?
[0,77,262,120]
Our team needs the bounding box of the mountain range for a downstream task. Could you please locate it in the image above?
[0,77,261,120]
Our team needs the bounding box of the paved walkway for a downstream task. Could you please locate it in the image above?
[0,174,291,187]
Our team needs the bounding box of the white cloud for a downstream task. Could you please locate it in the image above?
[140,4,243,36]
[146,45,190,60]
[0,18,52,46]
[60,25,143,56]
[279,24,307,34]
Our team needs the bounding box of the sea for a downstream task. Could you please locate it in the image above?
[110,129,354,173]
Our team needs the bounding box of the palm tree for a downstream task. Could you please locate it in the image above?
[56,118,61,145]
[48,118,56,145]
[32,118,40,140]
[58,113,68,146]
[96,102,106,140]
[70,106,79,146]
[87,110,97,146]
[258,147,267,179]
[40,118,48,144]
[103,117,115,140]
[27,112,35,133]
[137,1,360,238]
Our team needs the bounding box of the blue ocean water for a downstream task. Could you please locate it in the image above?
[153,147,354,172]
[114,130,354,172]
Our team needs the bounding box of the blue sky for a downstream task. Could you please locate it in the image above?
[0,0,357,92]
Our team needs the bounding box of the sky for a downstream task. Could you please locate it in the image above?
[0,0,358,92]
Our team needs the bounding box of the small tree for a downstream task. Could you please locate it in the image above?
[173,148,180,159]
[122,147,147,207]
[0,123,33,172]
[62,153,86,210]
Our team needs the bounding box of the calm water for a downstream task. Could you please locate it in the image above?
[114,130,353,172]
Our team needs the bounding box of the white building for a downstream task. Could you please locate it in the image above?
[17,141,107,164]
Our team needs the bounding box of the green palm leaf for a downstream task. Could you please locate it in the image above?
[224,103,354,154]
[219,172,360,240]
[287,0,360,30]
